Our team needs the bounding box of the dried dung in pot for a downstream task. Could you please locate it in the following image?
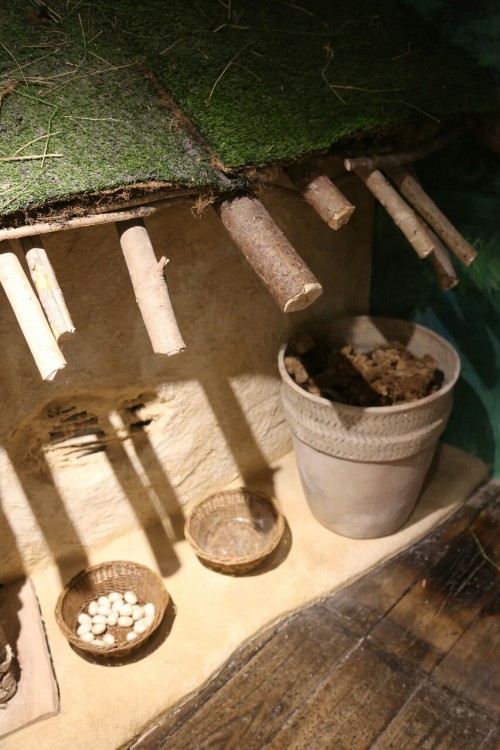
[284,333,444,407]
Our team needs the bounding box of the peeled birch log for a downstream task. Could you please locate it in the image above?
[0,624,17,707]
[0,250,66,380]
[219,196,323,312]
[0,205,156,242]
[426,227,459,291]
[116,218,185,356]
[354,169,435,259]
[384,165,477,266]
[19,235,75,339]
[285,165,355,229]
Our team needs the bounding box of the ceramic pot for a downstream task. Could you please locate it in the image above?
[278,316,461,538]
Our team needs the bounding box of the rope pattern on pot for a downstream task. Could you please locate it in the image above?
[281,383,453,462]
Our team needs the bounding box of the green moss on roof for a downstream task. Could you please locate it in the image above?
[0,0,496,216]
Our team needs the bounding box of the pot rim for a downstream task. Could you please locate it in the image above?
[278,316,461,414]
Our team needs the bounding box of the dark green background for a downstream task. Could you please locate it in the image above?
[371,1,500,476]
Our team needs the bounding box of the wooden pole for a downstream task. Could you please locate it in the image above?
[0,205,157,243]
[219,196,323,313]
[285,165,355,229]
[19,236,75,339]
[353,169,435,259]
[343,131,457,172]
[427,228,459,291]
[384,165,477,266]
[116,218,186,356]
[0,249,67,380]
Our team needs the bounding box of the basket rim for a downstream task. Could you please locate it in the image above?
[54,560,169,657]
[184,488,285,566]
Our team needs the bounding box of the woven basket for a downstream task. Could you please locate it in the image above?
[184,488,285,574]
[55,561,169,658]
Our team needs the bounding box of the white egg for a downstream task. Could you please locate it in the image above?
[118,603,133,617]
[126,631,138,642]
[133,619,149,635]
[103,633,115,646]
[144,602,156,617]
[87,600,99,616]
[117,615,133,628]
[77,622,92,636]
[106,611,119,627]
[108,591,123,603]
[97,595,110,608]
[91,638,105,647]
[97,604,111,616]
[77,612,92,625]
[79,632,94,643]
[92,614,108,625]
[111,600,123,612]
[124,591,137,605]
[143,614,155,628]
[91,622,106,635]
[131,605,144,621]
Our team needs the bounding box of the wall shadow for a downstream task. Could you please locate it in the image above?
[4,446,89,586]
[102,412,183,578]
[199,374,277,496]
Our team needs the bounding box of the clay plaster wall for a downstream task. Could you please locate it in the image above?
[0,168,374,582]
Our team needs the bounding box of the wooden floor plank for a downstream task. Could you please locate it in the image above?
[140,609,357,750]
[431,589,500,718]
[370,681,496,750]
[132,480,500,750]
[367,505,500,674]
[263,644,419,750]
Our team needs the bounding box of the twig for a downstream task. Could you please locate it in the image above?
[20,235,75,339]
[471,530,499,570]
[0,248,66,380]
[0,153,62,162]
[208,41,253,100]
[343,131,458,172]
[9,130,62,157]
[0,41,28,84]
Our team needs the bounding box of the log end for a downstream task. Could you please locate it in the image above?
[283,282,323,313]
[327,204,356,230]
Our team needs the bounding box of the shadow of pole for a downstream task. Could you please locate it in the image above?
[200,375,277,497]
[3,446,89,586]
[102,414,182,577]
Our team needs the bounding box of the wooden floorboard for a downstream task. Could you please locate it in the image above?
[131,480,500,750]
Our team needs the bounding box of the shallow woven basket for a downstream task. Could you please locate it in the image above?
[184,488,285,574]
[55,561,169,658]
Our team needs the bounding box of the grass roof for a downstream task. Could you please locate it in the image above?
[0,0,496,220]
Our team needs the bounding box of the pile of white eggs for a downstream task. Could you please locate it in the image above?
[76,590,156,648]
